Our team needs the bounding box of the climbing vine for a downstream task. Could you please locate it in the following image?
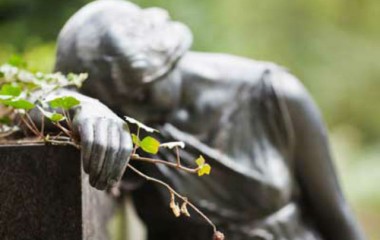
[0,57,224,240]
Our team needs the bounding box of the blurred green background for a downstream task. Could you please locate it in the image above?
[0,0,379,238]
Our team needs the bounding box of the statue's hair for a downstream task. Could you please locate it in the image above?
[55,0,192,96]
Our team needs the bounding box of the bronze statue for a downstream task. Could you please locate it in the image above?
[54,0,366,239]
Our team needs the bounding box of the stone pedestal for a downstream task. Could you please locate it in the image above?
[0,144,122,240]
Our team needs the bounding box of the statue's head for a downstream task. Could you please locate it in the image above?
[55,0,192,118]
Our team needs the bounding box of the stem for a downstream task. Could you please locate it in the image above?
[44,138,80,149]
[132,127,140,155]
[25,113,41,136]
[20,115,41,137]
[54,122,73,139]
[63,109,73,131]
[131,155,199,174]
[127,164,217,233]
[0,130,17,138]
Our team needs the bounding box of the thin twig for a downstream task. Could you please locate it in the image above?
[132,127,140,155]
[131,155,199,174]
[127,164,217,233]
[44,139,80,149]
[20,116,41,137]
[63,109,73,131]
[54,122,73,138]
[25,113,41,136]
[0,130,18,138]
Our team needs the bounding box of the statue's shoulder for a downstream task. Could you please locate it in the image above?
[181,52,282,88]
[267,66,311,108]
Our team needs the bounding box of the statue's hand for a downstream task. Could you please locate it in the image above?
[73,101,132,190]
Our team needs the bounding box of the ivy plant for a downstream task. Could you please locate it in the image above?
[0,57,224,240]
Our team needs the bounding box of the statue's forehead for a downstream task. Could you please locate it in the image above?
[142,7,170,20]
[106,1,171,20]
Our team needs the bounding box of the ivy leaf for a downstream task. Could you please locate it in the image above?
[195,155,211,176]
[67,73,88,88]
[49,113,65,122]
[48,96,80,110]
[131,133,140,146]
[160,141,185,149]
[140,136,160,154]
[198,164,211,176]
[7,55,27,68]
[195,155,206,166]
[0,116,11,125]
[3,98,35,110]
[0,84,22,97]
[37,106,65,122]
[124,116,158,133]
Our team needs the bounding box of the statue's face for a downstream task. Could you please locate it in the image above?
[107,4,192,85]
[121,67,182,124]
[62,0,191,123]
[96,2,192,123]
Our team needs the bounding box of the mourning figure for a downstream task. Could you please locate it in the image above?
[53,0,365,239]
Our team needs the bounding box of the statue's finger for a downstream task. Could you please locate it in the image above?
[79,118,94,174]
[94,121,120,190]
[89,118,108,187]
[108,130,132,186]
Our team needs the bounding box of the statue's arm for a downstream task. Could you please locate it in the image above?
[31,88,132,190]
[279,72,366,240]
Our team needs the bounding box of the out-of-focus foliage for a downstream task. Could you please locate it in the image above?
[0,0,379,238]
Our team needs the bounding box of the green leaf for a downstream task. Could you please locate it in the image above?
[124,116,158,133]
[48,96,80,110]
[0,84,22,97]
[131,133,140,146]
[140,136,160,154]
[37,106,66,122]
[67,73,88,88]
[0,116,11,125]
[7,55,27,68]
[3,99,35,110]
[49,113,65,122]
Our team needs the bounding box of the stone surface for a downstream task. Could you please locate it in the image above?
[0,144,120,240]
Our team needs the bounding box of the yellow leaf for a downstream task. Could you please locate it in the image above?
[195,155,205,167]
[198,164,211,176]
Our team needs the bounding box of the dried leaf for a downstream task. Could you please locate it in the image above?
[160,141,185,149]
[180,201,190,217]
[124,116,158,133]
[171,203,181,217]
[213,231,225,240]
